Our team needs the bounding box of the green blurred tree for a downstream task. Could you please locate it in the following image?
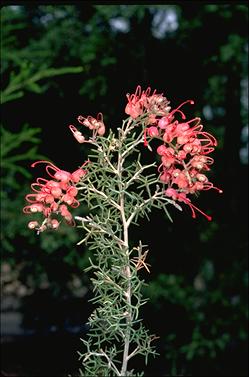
[0,6,89,295]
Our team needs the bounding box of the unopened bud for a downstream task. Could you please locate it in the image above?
[51,219,60,229]
[28,221,39,229]
[147,126,159,137]
[97,124,106,136]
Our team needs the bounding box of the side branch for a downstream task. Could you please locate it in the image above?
[87,138,119,175]
[125,162,157,187]
[75,216,125,247]
[126,189,180,227]
[83,350,121,376]
[78,184,121,210]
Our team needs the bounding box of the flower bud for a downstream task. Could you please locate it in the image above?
[97,124,106,136]
[28,221,39,229]
[50,187,62,199]
[62,194,74,205]
[54,170,71,183]
[30,203,43,213]
[157,145,167,156]
[158,117,169,129]
[45,194,54,204]
[51,219,60,229]
[67,186,78,197]
[147,126,159,137]
[71,169,86,183]
[165,188,178,200]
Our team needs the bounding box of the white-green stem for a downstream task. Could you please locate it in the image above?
[118,124,132,376]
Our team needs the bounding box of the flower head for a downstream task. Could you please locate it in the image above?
[125,85,171,120]
[69,113,106,144]
[23,160,88,233]
[126,86,222,220]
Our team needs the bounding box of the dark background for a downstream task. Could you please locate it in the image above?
[1,3,248,376]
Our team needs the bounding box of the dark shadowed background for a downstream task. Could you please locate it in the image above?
[1,3,248,376]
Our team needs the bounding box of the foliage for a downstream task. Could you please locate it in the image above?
[1,63,83,104]
[1,124,45,185]
[145,259,248,367]
[75,119,176,376]
[0,6,88,290]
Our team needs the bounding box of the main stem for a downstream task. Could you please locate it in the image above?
[120,193,131,376]
[118,128,132,376]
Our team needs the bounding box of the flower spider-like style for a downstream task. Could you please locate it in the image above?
[23,160,88,234]
[125,85,222,221]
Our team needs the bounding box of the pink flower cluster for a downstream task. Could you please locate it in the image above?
[125,86,171,125]
[23,161,87,233]
[69,112,105,143]
[125,85,222,220]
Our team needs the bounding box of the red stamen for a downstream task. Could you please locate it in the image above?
[77,115,86,125]
[46,165,60,179]
[200,147,215,155]
[201,131,217,146]
[36,178,48,185]
[142,87,151,97]
[188,202,212,221]
[177,99,194,109]
[171,100,195,118]
[25,194,39,203]
[71,199,80,208]
[188,117,201,125]
[202,183,223,193]
[31,161,59,170]
[170,109,186,119]
[143,128,148,147]
[80,160,90,168]
[97,113,104,122]
[181,197,212,221]
[69,125,78,133]
[134,85,142,98]
[30,183,49,193]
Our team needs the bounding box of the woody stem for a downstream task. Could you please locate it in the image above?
[118,126,132,376]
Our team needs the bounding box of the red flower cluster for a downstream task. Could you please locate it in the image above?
[125,86,171,124]
[125,86,222,220]
[69,112,105,143]
[23,161,87,233]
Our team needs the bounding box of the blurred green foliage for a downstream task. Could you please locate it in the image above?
[0,6,89,291]
[1,124,45,184]
[145,258,248,364]
[1,4,248,376]
[1,6,84,103]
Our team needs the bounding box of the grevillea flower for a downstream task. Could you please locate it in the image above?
[23,160,88,234]
[69,125,85,143]
[125,85,171,120]
[125,86,222,220]
[69,113,106,143]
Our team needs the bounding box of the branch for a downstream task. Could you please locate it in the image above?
[127,346,140,361]
[125,162,157,187]
[89,139,119,175]
[78,184,121,211]
[126,189,176,227]
[75,216,125,247]
[121,133,144,159]
[83,350,121,376]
